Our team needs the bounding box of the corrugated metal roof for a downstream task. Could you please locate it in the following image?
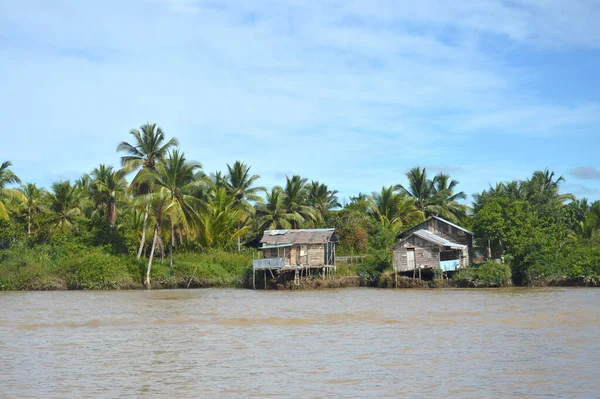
[259,243,293,250]
[260,229,338,245]
[413,229,468,249]
[431,216,474,235]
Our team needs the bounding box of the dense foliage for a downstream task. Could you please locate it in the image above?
[1,122,599,289]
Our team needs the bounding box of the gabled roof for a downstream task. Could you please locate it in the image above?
[412,229,467,249]
[259,228,338,246]
[431,216,474,235]
[396,215,473,239]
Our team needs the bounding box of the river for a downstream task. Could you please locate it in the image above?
[1,288,598,398]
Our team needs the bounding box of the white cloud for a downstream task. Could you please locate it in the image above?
[0,0,599,200]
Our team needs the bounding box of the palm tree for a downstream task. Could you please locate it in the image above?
[18,183,44,236]
[0,161,25,220]
[398,167,468,223]
[225,161,265,251]
[144,189,170,288]
[117,123,179,259]
[255,187,303,230]
[525,169,575,206]
[306,181,340,226]
[47,181,87,233]
[197,187,251,250]
[90,165,127,226]
[282,175,316,228]
[369,186,424,232]
[145,150,203,267]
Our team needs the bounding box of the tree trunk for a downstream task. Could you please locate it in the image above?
[107,197,117,227]
[137,201,150,260]
[170,219,174,267]
[145,223,160,289]
[27,207,31,237]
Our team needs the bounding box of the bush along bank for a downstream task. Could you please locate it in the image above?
[0,241,255,291]
[1,243,598,290]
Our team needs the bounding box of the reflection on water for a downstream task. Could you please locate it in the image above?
[1,288,599,398]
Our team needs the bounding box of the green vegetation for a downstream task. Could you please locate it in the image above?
[1,122,599,290]
[453,262,512,288]
[0,237,253,291]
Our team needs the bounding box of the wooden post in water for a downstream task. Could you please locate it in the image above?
[252,268,256,289]
[264,269,267,290]
[395,269,398,289]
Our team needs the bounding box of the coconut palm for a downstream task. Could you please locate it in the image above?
[306,181,340,226]
[225,161,265,250]
[398,167,468,223]
[144,150,203,267]
[525,169,575,206]
[282,175,316,228]
[117,123,179,259]
[90,165,128,226]
[18,183,45,236]
[369,186,424,232]
[144,189,169,287]
[47,181,87,233]
[0,161,25,220]
[255,187,303,230]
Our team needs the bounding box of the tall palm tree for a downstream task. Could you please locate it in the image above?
[255,187,303,230]
[144,189,170,288]
[117,123,179,259]
[282,175,315,228]
[369,186,424,232]
[306,181,340,226]
[145,150,202,267]
[225,161,265,251]
[18,183,44,236]
[398,167,468,223]
[0,161,25,220]
[47,181,87,233]
[398,167,433,213]
[525,168,575,206]
[90,165,128,226]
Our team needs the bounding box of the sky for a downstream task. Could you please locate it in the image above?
[1,0,599,203]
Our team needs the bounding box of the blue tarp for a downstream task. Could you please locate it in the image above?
[440,260,460,271]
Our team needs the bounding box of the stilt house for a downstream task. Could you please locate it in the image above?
[393,216,473,272]
[252,229,339,288]
[254,228,338,270]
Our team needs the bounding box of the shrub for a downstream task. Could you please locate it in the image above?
[454,261,512,287]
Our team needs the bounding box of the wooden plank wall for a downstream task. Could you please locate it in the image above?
[393,236,440,271]
[263,244,327,267]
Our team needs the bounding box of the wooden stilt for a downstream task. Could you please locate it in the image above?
[252,268,256,289]
[264,269,267,289]
[395,270,398,289]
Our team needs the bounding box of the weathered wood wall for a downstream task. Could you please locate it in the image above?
[393,236,440,271]
[263,244,332,267]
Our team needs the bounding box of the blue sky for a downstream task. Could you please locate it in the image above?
[1,0,599,203]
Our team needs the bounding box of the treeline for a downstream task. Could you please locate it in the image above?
[1,122,599,288]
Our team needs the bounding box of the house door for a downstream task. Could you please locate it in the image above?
[407,248,416,270]
[298,245,308,265]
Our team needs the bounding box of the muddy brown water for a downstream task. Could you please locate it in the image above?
[1,288,599,398]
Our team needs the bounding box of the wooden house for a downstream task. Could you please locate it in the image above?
[252,229,338,288]
[393,216,473,273]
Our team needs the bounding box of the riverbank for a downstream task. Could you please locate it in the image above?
[1,243,597,290]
